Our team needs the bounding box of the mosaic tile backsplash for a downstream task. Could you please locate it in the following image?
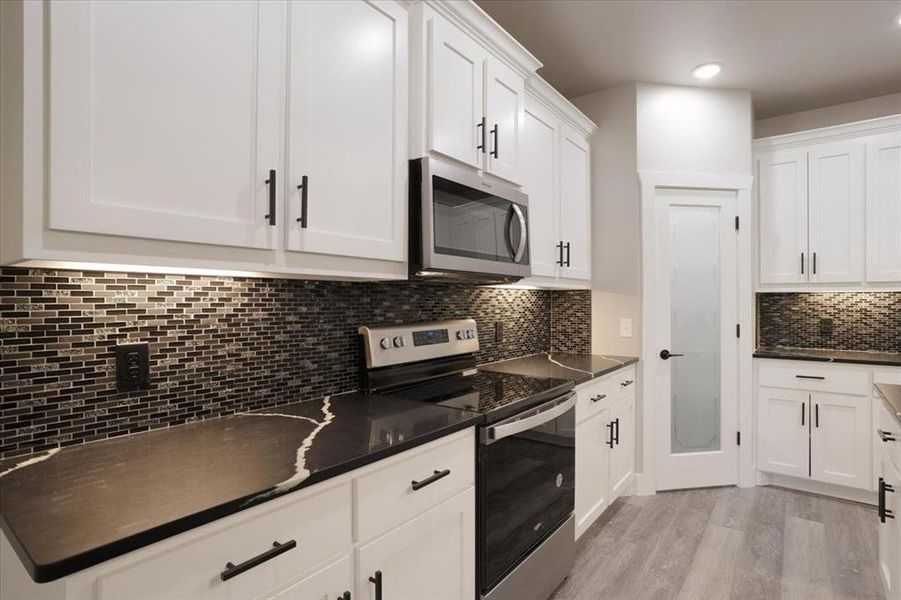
[0,267,591,459]
[756,292,901,353]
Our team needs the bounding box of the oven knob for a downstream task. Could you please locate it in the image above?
[393,336,405,348]
[456,331,466,340]
[380,337,391,350]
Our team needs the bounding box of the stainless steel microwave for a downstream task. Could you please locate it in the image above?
[409,157,530,284]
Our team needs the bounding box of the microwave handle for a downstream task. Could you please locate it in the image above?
[486,393,575,443]
[510,204,528,263]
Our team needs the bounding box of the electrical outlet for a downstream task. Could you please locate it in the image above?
[619,318,633,338]
[820,318,834,337]
[116,343,150,393]
[495,322,504,343]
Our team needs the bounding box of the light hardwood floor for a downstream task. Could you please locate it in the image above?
[553,486,882,600]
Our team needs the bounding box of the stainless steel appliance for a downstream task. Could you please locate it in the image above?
[359,319,575,600]
[409,157,531,284]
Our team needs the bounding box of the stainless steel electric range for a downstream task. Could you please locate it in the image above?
[359,318,576,600]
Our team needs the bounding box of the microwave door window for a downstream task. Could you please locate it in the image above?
[433,176,515,263]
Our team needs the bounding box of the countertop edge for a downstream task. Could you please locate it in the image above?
[752,350,901,368]
[875,384,901,425]
[4,414,483,584]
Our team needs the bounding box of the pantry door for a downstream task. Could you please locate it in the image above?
[655,188,739,490]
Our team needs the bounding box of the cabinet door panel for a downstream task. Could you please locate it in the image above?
[356,487,474,600]
[484,57,524,184]
[286,0,406,262]
[609,394,635,500]
[756,387,809,478]
[808,141,865,283]
[757,150,808,284]
[866,133,901,283]
[520,97,559,279]
[558,123,591,281]
[575,409,610,539]
[427,16,485,168]
[269,556,351,600]
[48,0,282,249]
[810,392,871,489]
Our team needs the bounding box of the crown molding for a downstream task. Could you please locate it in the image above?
[526,75,597,137]
[753,114,901,151]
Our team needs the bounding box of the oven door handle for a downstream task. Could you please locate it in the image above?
[509,204,528,263]
[486,393,575,443]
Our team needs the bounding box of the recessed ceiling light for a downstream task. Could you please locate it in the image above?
[897,15,901,26]
[692,62,722,80]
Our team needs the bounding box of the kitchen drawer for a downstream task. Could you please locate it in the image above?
[97,482,352,600]
[355,429,475,542]
[611,366,637,398]
[876,395,901,473]
[758,363,868,396]
[576,377,615,424]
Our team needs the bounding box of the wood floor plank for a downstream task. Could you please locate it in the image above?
[781,515,833,600]
[709,485,756,531]
[822,498,883,600]
[729,487,787,600]
[676,524,744,600]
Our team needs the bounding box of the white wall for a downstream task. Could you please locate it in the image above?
[572,84,641,356]
[636,83,753,176]
[755,92,901,139]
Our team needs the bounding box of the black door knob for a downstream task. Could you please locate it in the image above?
[659,349,685,360]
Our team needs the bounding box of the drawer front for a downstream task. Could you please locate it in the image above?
[758,364,868,395]
[356,429,475,542]
[876,396,901,473]
[98,482,352,600]
[576,377,615,424]
[611,366,637,398]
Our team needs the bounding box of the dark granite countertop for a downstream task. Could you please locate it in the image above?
[0,392,482,583]
[753,346,901,367]
[480,353,639,385]
[876,383,901,424]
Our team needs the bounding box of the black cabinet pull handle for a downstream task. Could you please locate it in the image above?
[264,169,276,226]
[220,539,296,581]
[591,393,607,403]
[814,403,819,428]
[801,402,805,427]
[606,421,615,448]
[613,417,620,445]
[490,124,499,158]
[556,241,564,266]
[369,571,383,600]
[621,380,634,387]
[879,478,896,523]
[411,469,450,491]
[477,117,486,153]
[564,242,571,267]
[878,429,898,442]
[795,375,825,380]
[338,593,351,600]
[296,175,308,228]
[659,350,684,360]
[801,252,804,274]
[812,251,817,274]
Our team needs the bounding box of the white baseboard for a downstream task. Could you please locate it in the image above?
[758,472,877,505]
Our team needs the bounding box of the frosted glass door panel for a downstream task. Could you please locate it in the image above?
[670,206,721,455]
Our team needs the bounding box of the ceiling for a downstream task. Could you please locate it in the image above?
[475,0,901,119]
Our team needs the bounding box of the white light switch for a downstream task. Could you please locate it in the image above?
[619,318,633,338]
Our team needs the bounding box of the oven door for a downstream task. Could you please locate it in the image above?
[417,157,530,280]
[479,392,575,593]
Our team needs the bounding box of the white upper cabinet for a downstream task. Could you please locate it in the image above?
[484,57,524,183]
[807,141,865,283]
[285,0,407,262]
[426,15,486,169]
[757,149,808,285]
[558,123,592,281]
[520,97,559,279]
[866,132,901,283]
[755,116,901,290]
[47,0,284,250]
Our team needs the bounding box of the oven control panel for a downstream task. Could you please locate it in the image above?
[359,319,479,369]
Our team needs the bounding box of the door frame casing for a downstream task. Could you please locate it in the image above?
[635,171,754,496]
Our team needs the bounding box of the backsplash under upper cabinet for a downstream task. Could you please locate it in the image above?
[0,267,590,459]
[756,292,901,352]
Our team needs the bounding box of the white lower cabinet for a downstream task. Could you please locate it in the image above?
[810,391,871,489]
[269,556,352,600]
[877,443,901,600]
[756,387,810,478]
[356,487,475,600]
[574,366,637,539]
[0,429,476,600]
